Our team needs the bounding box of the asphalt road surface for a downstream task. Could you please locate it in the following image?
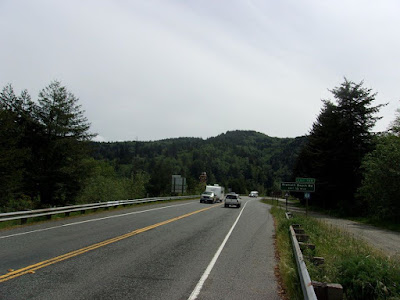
[0,198,280,300]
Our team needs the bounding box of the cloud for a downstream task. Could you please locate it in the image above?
[1,0,399,141]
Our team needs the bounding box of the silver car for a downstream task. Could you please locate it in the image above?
[200,191,216,204]
[224,193,241,208]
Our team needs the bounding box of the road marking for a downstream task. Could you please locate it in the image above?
[0,202,195,240]
[188,200,252,300]
[0,203,220,283]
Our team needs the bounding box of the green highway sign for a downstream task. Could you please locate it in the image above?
[280,182,297,191]
[280,182,315,192]
[296,177,315,183]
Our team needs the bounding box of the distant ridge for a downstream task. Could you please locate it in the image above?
[91,130,307,195]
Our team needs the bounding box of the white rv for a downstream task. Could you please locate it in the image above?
[249,191,258,197]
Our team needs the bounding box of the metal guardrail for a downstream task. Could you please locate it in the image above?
[0,195,199,224]
[289,225,318,300]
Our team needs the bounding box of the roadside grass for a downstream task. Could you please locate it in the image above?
[267,201,400,300]
[268,204,303,300]
[0,197,198,231]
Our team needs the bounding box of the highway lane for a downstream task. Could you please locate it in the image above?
[0,198,280,299]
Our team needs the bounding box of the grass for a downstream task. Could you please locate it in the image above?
[265,200,400,300]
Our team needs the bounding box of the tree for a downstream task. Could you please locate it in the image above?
[33,81,94,206]
[358,108,400,222]
[0,85,34,210]
[333,79,385,212]
[389,108,400,135]
[0,85,23,208]
[294,101,342,208]
[358,134,400,222]
[294,79,385,213]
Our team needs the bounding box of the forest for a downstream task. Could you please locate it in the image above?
[1,79,399,223]
[90,131,306,198]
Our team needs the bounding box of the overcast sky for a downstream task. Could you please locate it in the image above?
[1,0,399,142]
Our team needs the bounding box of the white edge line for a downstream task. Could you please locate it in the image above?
[188,200,251,300]
[0,202,194,240]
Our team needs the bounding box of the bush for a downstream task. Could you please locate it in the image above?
[5,194,37,212]
[338,255,400,300]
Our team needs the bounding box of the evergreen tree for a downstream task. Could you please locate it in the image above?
[294,101,342,208]
[33,81,94,206]
[333,79,385,212]
[0,85,35,210]
[389,108,400,135]
[0,85,24,207]
[295,79,385,213]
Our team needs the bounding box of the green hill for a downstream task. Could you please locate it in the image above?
[91,130,307,196]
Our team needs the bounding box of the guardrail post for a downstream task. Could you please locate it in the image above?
[296,234,310,242]
[298,242,316,251]
[311,257,325,265]
[312,281,343,300]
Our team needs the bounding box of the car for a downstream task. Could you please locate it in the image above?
[249,191,258,197]
[224,193,241,208]
[200,191,217,203]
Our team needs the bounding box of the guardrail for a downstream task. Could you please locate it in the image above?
[0,195,199,224]
[289,224,318,300]
[287,211,343,300]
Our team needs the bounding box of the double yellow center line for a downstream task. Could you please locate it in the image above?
[1,204,219,282]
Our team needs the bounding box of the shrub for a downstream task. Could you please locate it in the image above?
[338,255,400,300]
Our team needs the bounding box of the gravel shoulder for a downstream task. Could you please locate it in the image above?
[285,204,400,259]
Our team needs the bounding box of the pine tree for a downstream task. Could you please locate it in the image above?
[332,79,385,212]
[294,79,385,213]
[0,85,25,208]
[34,81,94,206]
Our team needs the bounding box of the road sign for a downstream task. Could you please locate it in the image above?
[171,175,186,193]
[296,177,315,183]
[281,182,297,191]
[280,182,315,192]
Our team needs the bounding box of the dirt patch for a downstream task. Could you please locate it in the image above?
[287,204,400,259]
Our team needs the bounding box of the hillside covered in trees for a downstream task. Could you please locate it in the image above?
[90,130,306,198]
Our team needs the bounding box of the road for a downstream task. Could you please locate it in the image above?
[0,198,280,300]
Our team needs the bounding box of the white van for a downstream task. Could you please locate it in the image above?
[249,191,258,197]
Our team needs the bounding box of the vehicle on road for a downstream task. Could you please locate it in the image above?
[224,193,241,208]
[200,191,217,203]
[203,184,225,203]
[249,191,258,197]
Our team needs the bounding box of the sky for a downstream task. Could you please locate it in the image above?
[1,0,399,142]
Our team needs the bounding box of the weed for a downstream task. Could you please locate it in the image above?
[268,202,400,300]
